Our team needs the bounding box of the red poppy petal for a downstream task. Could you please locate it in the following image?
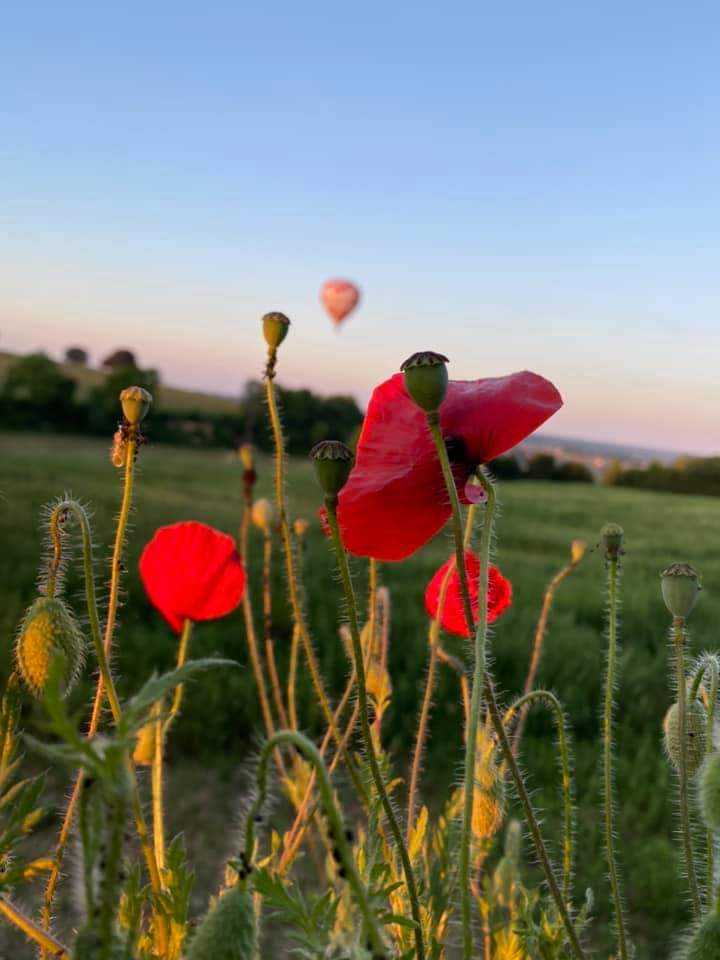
[140,521,246,633]
[424,551,512,638]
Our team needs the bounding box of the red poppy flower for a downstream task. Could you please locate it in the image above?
[425,550,512,637]
[335,370,562,561]
[139,521,246,633]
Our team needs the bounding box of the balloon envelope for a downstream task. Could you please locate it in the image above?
[320,279,360,326]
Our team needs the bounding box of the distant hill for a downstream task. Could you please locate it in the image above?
[0,350,240,416]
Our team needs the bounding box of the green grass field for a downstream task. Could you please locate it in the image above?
[2,430,719,957]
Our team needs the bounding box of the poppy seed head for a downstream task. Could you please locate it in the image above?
[401,351,449,412]
[262,311,291,350]
[310,441,354,497]
[661,562,701,619]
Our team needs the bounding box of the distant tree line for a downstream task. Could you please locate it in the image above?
[603,456,720,498]
[490,451,595,483]
[0,352,363,453]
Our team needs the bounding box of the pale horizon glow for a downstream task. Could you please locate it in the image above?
[2,2,719,456]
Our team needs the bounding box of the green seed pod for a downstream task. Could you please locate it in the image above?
[400,351,449,412]
[310,440,354,498]
[661,562,702,619]
[119,386,152,425]
[699,753,720,833]
[683,916,720,960]
[663,699,707,775]
[600,522,624,560]
[15,597,85,697]
[186,884,257,960]
[262,311,290,350]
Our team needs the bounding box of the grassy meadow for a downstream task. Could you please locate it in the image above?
[2,429,720,957]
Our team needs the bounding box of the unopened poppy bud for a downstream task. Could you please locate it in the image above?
[663,698,707,774]
[119,386,152,425]
[700,754,720,833]
[15,597,85,697]
[684,916,720,959]
[400,351,449,413]
[251,498,275,533]
[186,884,257,960]
[293,518,309,539]
[310,440,354,498]
[661,562,701,619]
[239,443,254,471]
[600,522,624,560]
[262,311,290,350]
[571,539,587,564]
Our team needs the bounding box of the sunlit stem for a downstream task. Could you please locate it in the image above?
[264,355,362,794]
[245,730,388,957]
[513,550,584,755]
[505,690,575,902]
[603,557,632,957]
[263,530,289,727]
[691,652,720,893]
[407,505,476,837]
[0,895,70,959]
[672,616,702,917]
[325,498,425,960]
[429,424,586,960]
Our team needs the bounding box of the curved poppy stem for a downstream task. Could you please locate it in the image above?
[264,360,365,800]
[325,498,425,960]
[672,616,702,917]
[245,730,388,957]
[504,690,575,903]
[428,427,586,960]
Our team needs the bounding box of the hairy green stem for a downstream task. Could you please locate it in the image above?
[691,653,719,893]
[325,500,425,960]
[429,428,586,960]
[505,690,575,902]
[673,617,702,917]
[245,730,388,957]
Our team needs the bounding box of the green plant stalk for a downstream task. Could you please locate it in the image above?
[428,429,586,960]
[690,653,720,892]
[325,500,425,960]
[245,730,388,958]
[505,690,574,902]
[673,617,702,917]
[264,357,365,801]
[263,531,289,728]
[603,557,632,957]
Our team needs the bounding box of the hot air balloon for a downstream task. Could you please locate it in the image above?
[320,279,360,328]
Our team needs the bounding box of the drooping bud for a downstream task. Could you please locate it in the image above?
[600,523,624,561]
[293,517,309,540]
[262,311,290,351]
[683,916,720,960]
[310,441,354,499]
[119,386,152,425]
[186,883,257,960]
[238,443,254,472]
[251,498,275,533]
[699,754,720,833]
[571,539,587,564]
[661,562,702,619]
[400,351,449,413]
[15,597,85,697]
[663,698,707,775]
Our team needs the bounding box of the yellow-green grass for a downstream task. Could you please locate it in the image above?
[2,430,719,958]
[0,349,240,414]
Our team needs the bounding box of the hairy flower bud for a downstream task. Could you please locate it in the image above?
[238,443,254,471]
[262,311,290,350]
[293,517,309,540]
[186,884,257,960]
[700,754,720,833]
[310,440,354,498]
[684,916,720,959]
[119,385,152,425]
[663,699,707,775]
[600,522,624,560]
[571,539,587,564]
[15,597,85,697]
[400,351,449,413]
[251,498,275,533]
[661,562,702,619]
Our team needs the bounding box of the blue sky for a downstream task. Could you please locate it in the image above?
[2,1,719,453]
